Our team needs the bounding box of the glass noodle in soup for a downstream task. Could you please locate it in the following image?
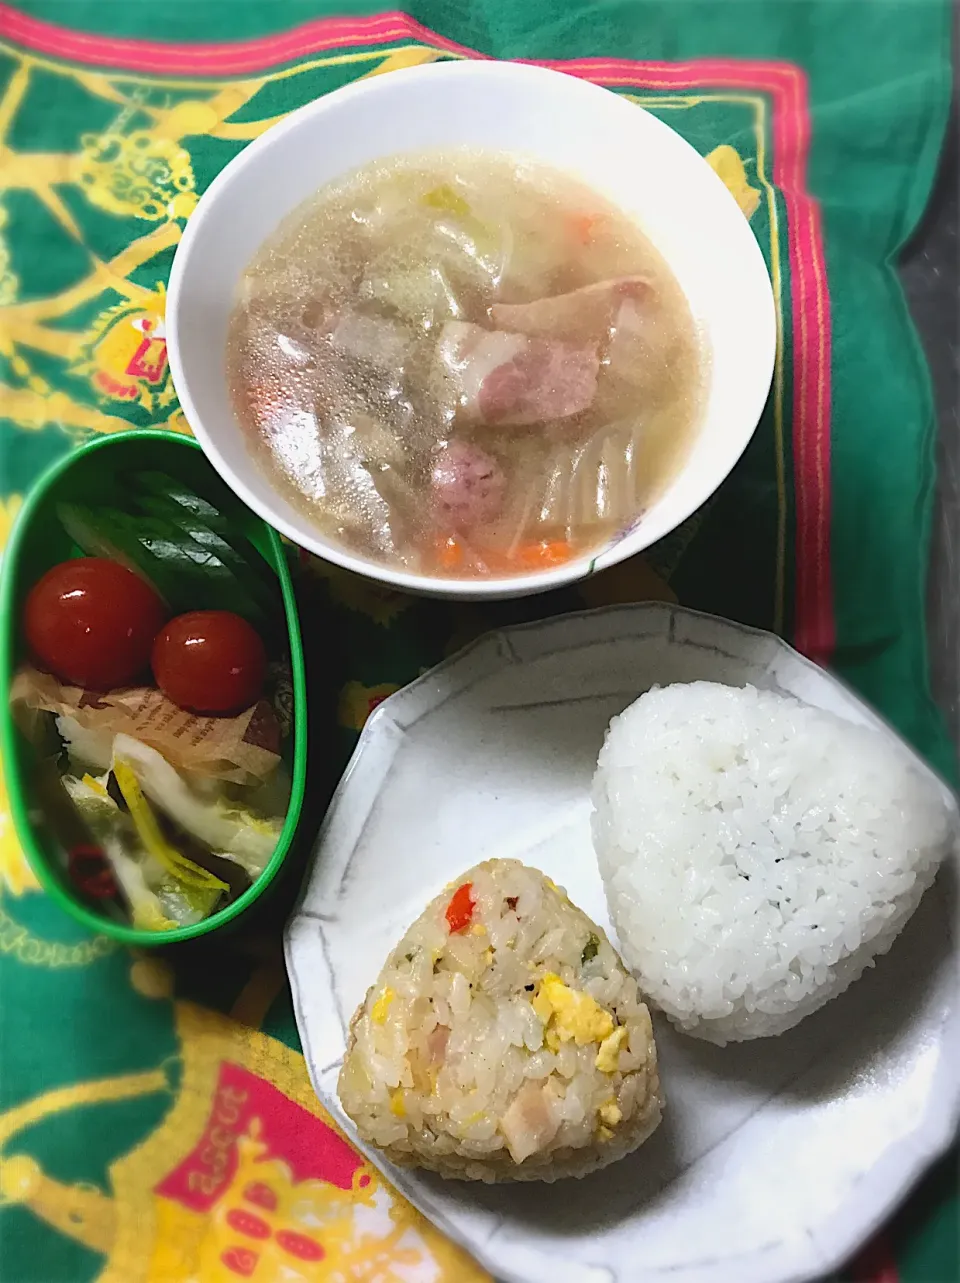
[227,149,706,578]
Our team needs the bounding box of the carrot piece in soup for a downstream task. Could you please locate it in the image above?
[437,536,466,571]
[510,540,575,569]
[570,212,602,245]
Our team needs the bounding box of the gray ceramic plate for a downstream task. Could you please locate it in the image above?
[285,604,959,1283]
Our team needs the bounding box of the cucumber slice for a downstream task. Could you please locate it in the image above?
[58,503,271,630]
[132,472,230,529]
[130,473,278,602]
[132,473,269,564]
[135,494,276,609]
[136,519,271,629]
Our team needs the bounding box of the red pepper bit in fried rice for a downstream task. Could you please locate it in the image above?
[445,881,475,933]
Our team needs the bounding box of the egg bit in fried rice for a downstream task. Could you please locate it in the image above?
[337,858,662,1182]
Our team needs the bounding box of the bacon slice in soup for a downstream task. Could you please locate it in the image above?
[605,294,682,385]
[488,275,651,344]
[437,321,599,426]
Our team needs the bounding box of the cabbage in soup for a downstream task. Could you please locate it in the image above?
[227,149,705,578]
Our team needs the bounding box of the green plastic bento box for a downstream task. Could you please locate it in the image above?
[0,429,307,946]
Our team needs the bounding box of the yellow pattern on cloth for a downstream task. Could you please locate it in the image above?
[0,204,18,305]
[77,286,178,414]
[0,761,38,899]
[0,48,461,448]
[0,1003,490,1282]
[78,132,197,223]
[705,144,762,219]
[339,681,402,731]
[305,559,413,626]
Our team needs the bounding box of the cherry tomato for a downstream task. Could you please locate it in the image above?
[152,611,266,715]
[25,558,167,689]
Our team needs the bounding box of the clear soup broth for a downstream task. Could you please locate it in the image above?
[227,149,706,578]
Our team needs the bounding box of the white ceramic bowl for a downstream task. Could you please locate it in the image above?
[167,60,776,600]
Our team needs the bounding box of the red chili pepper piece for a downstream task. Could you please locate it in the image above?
[68,844,117,899]
[445,882,475,933]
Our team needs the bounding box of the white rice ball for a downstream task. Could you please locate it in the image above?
[591,682,958,1045]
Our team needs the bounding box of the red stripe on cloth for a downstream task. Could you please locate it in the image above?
[0,7,481,73]
[772,67,834,664]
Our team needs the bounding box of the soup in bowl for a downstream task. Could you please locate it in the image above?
[167,60,775,599]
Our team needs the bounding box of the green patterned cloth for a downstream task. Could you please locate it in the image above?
[0,3,955,1281]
